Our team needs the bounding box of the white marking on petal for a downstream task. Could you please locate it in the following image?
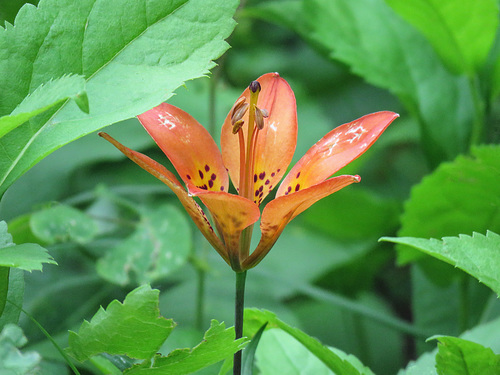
[158,114,176,130]
[269,121,278,132]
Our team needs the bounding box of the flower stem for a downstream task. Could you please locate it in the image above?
[233,270,247,375]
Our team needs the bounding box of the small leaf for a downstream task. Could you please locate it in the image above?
[96,204,191,285]
[30,204,97,244]
[124,320,248,375]
[244,309,373,375]
[432,336,500,375]
[0,269,25,332]
[0,221,56,271]
[68,284,176,362]
[0,74,87,138]
[0,324,41,374]
[381,231,500,296]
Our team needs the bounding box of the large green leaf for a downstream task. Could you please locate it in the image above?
[0,74,87,138]
[432,336,500,375]
[382,232,500,296]
[0,0,238,194]
[125,320,247,375]
[246,0,475,163]
[96,204,191,286]
[396,145,500,264]
[68,284,176,362]
[386,0,499,75]
[244,309,373,375]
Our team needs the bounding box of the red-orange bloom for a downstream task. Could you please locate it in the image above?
[99,73,398,271]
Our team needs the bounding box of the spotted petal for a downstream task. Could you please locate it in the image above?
[221,73,297,202]
[242,175,360,269]
[277,111,398,197]
[190,188,261,271]
[138,103,229,193]
[98,132,228,264]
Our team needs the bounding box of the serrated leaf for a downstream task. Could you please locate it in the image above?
[432,336,500,375]
[0,74,87,139]
[396,145,500,264]
[386,0,499,75]
[0,0,238,194]
[0,324,41,374]
[30,205,97,244]
[0,221,56,271]
[381,231,500,296]
[68,284,176,362]
[96,204,191,286]
[244,309,373,375]
[124,320,248,375]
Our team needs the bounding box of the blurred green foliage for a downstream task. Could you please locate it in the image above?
[0,0,499,374]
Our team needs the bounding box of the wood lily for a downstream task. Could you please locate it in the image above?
[99,73,398,272]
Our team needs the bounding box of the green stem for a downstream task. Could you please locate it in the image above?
[8,299,81,375]
[195,260,206,331]
[233,270,247,375]
[459,276,469,332]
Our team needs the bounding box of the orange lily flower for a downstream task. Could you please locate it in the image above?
[99,73,398,272]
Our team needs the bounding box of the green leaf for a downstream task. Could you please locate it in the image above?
[67,284,176,362]
[0,324,41,374]
[386,0,499,75]
[96,204,191,286]
[396,145,500,264]
[0,0,238,194]
[124,320,248,375]
[244,309,374,375]
[0,74,87,139]
[381,231,500,296]
[0,221,56,271]
[242,322,268,375]
[30,204,97,244]
[432,336,500,375]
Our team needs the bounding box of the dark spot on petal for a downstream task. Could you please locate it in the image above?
[295,184,300,192]
[265,179,270,185]
[186,174,191,180]
[259,192,263,198]
[259,172,266,180]
[285,191,289,196]
[220,186,225,191]
[296,172,301,178]
[269,185,273,190]
[254,174,257,183]
[271,172,276,177]
[208,180,214,188]
[277,169,281,172]
[211,173,216,180]
[255,189,260,197]
[199,170,204,179]
[259,185,263,192]
[287,186,292,193]
[205,165,210,172]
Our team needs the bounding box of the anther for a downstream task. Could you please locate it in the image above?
[232,119,244,134]
[231,102,249,126]
[255,107,268,130]
[249,81,261,93]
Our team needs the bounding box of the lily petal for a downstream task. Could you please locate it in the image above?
[242,175,360,269]
[277,111,398,197]
[191,187,261,271]
[98,132,229,264]
[221,73,297,202]
[138,103,229,193]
